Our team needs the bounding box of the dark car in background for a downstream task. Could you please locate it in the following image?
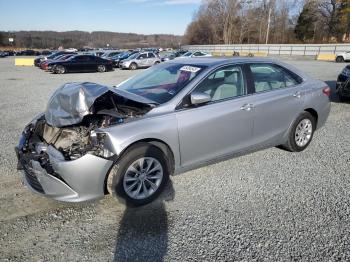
[51,55,113,74]
[40,50,54,56]
[174,50,188,57]
[160,52,176,62]
[35,51,77,67]
[42,54,76,70]
[16,49,39,56]
[336,65,350,101]
[101,51,122,59]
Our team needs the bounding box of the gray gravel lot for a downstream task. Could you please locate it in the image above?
[0,57,349,261]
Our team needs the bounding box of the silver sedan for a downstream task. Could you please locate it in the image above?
[16,58,331,206]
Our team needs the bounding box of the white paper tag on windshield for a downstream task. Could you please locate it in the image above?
[180,66,201,73]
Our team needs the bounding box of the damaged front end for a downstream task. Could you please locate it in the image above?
[16,82,154,202]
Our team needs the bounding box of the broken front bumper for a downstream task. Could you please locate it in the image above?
[16,134,114,203]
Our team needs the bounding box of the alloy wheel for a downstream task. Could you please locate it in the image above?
[294,119,313,147]
[97,65,106,72]
[123,157,163,200]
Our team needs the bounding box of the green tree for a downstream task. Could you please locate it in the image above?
[295,2,317,42]
[337,0,350,40]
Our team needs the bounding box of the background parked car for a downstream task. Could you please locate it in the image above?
[178,51,212,58]
[174,50,188,57]
[110,51,138,67]
[336,65,350,101]
[16,49,39,56]
[43,54,76,71]
[160,51,176,62]
[35,51,77,67]
[0,51,7,58]
[51,55,113,74]
[336,51,350,62]
[40,50,54,56]
[119,52,160,70]
[101,50,122,59]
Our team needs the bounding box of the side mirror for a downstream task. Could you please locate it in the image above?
[190,92,211,106]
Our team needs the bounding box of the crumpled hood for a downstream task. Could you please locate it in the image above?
[45,82,155,127]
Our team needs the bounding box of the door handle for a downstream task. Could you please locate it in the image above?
[293,91,302,99]
[240,103,254,111]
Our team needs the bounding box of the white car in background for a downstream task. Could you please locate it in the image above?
[177,51,212,59]
[65,48,78,52]
[336,51,350,62]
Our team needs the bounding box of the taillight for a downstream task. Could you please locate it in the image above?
[322,86,331,97]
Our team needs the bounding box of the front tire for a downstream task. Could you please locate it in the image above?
[284,112,316,152]
[55,65,66,74]
[129,63,137,70]
[336,56,345,63]
[107,143,170,206]
[97,64,106,72]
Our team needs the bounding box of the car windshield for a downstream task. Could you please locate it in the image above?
[118,52,129,58]
[182,52,193,57]
[126,53,139,60]
[116,63,206,104]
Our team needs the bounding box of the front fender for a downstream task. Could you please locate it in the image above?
[98,114,181,168]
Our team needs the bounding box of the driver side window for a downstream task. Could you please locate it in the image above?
[194,65,246,102]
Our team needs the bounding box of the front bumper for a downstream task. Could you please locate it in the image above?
[119,62,129,69]
[16,134,114,202]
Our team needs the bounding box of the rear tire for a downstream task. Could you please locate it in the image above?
[283,112,316,152]
[336,56,345,63]
[129,63,137,70]
[107,143,170,206]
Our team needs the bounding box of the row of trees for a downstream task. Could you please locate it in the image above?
[0,31,182,49]
[295,0,350,42]
[184,0,350,45]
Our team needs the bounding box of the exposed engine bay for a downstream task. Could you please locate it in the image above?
[20,82,154,162]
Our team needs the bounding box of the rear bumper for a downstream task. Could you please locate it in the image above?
[316,100,331,130]
[16,136,114,202]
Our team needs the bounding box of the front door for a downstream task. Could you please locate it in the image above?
[137,53,148,67]
[176,65,255,168]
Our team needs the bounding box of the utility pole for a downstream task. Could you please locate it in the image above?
[266,7,271,44]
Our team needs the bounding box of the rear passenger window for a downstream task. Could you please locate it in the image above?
[250,64,300,93]
[148,53,155,58]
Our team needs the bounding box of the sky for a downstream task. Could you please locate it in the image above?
[0,0,201,35]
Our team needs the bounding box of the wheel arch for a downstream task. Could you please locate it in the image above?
[103,138,175,194]
[304,108,318,128]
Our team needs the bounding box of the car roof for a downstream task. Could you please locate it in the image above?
[168,57,278,66]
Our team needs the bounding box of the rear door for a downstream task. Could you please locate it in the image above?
[247,63,305,145]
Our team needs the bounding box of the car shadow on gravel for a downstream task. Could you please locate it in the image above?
[113,180,175,262]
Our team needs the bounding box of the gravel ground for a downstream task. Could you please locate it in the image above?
[0,57,349,261]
